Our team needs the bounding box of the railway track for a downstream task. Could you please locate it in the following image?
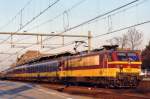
[38,81,150,99]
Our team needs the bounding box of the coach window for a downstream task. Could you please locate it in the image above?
[39,66,41,72]
[40,65,43,72]
[39,65,42,72]
[45,65,48,72]
[42,65,44,72]
[43,65,46,72]
[48,65,50,72]
[29,67,31,73]
[26,67,28,73]
[15,69,16,73]
[31,67,33,73]
[25,68,27,73]
[38,66,40,72]
[28,67,31,73]
[35,66,36,72]
[32,67,34,73]
[31,67,33,72]
[36,66,38,72]
[17,69,19,73]
[44,65,46,72]
[18,69,20,73]
[18,68,20,73]
[24,67,26,73]
[51,65,53,71]
[47,65,50,72]
[50,64,52,71]
[43,65,45,72]
[42,65,45,72]
[24,68,26,73]
[16,69,18,73]
[15,69,17,73]
[45,65,47,72]
[29,67,32,73]
[30,67,32,73]
[22,68,24,73]
[19,68,22,73]
[34,66,35,72]
[28,67,30,73]
[35,66,37,72]
[38,65,41,72]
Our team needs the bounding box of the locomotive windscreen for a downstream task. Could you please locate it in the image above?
[117,52,127,61]
[117,52,139,61]
[127,52,139,61]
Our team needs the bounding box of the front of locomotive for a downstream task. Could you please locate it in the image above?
[108,50,141,88]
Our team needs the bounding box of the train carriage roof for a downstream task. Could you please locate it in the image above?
[16,51,73,66]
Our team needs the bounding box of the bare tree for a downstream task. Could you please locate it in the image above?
[107,34,128,49]
[127,28,143,50]
[116,34,128,49]
[107,28,143,50]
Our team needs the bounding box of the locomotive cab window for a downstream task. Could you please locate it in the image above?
[117,52,128,61]
[127,52,139,61]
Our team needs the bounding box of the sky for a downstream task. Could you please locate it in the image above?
[0,0,149,70]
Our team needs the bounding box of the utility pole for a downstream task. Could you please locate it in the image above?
[20,10,23,29]
[88,31,92,53]
[62,36,64,46]
[40,35,43,48]
[11,34,13,48]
